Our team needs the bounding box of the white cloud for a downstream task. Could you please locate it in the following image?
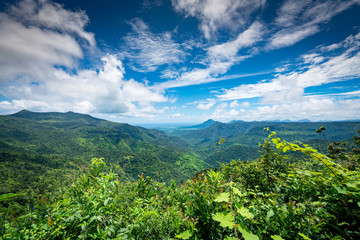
[197,100,216,110]
[337,90,360,96]
[0,0,96,82]
[0,52,168,117]
[321,32,360,52]
[262,86,304,104]
[172,113,183,118]
[229,100,239,108]
[8,0,95,46]
[274,0,310,27]
[268,0,359,49]
[211,102,247,120]
[241,101,250,107]
[211,96,360,122]
[206,22,263,63]
[172,0,265,39]
[269,25,319,49]
[0,1,168,119]
[122,18,186,72]
[302,53,325,64]
[218,32,360,102]
[212,102,228,116]
[155,22,264,89]
[254,97,360,121]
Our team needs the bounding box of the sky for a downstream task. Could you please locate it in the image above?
[0,0,360,124]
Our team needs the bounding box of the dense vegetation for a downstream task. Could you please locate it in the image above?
[1,128,359,239]
[170,120,360,163]
[0,110,209,200]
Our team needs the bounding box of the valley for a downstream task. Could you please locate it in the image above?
[1,110,360,239]
[1,110,360,196]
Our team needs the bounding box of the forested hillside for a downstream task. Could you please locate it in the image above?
[170,120,360,164]
[1,129,359,239]
[0,110,209,198]
[2,110,360,198]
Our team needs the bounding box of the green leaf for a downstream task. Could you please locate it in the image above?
[237,206,254,219]
[213,212,234,229]
[345,183,357,189]
[266,209,274,219]
[282,146,290,153]
[231,186,243,197]
[271,236,285,240]
[0,193,24,202]
[298,233,311,240]
[237,225,259,240]
[225,237,238,240]
[214,192,230,203]
[334,186,347,194]
[175,230,192,239]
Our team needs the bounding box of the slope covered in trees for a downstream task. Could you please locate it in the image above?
[170,120,360,163]
[2,110,360,200]
[1,129,359,239]
[0,110,209,199]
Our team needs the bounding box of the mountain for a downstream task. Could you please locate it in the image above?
[3,110,360,199]
[170,121,360,162]
[179,119,219,130]
[0,110,209,196]
[228,120,245,124]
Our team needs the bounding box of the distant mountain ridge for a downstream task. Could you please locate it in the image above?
[179,119,219,130]
[169,120,360,163]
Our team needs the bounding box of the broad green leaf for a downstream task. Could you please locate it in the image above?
[345,183,357,189]
[334,186,347,194]
[232,186,243,197]
[298,233,311,240]
[214,192,230,203]
[282,146,290,153]
[266,209,274,219]
[271,236,284,240]
[237,206,254,219]
[175,230,192,239]
[237,225,259,240]
[213,212,234,229]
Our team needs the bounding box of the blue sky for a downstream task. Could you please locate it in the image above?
[0,0,360,124]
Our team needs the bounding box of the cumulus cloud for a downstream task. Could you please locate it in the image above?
[172,0,265,39]
[211,96,360,122]
[241,101,250,107]
[211,31,360,121]
[229,100,239,108]
[8,0,95,46]
[196,99,216,110]
[218,31,360,102]
[0,0,95,82]
[0,54,167,117]
[122,18,186,72]
[0,1,168,118]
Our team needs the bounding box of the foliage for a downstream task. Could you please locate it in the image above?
[0,110,209,200]
[1,128,360,239]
